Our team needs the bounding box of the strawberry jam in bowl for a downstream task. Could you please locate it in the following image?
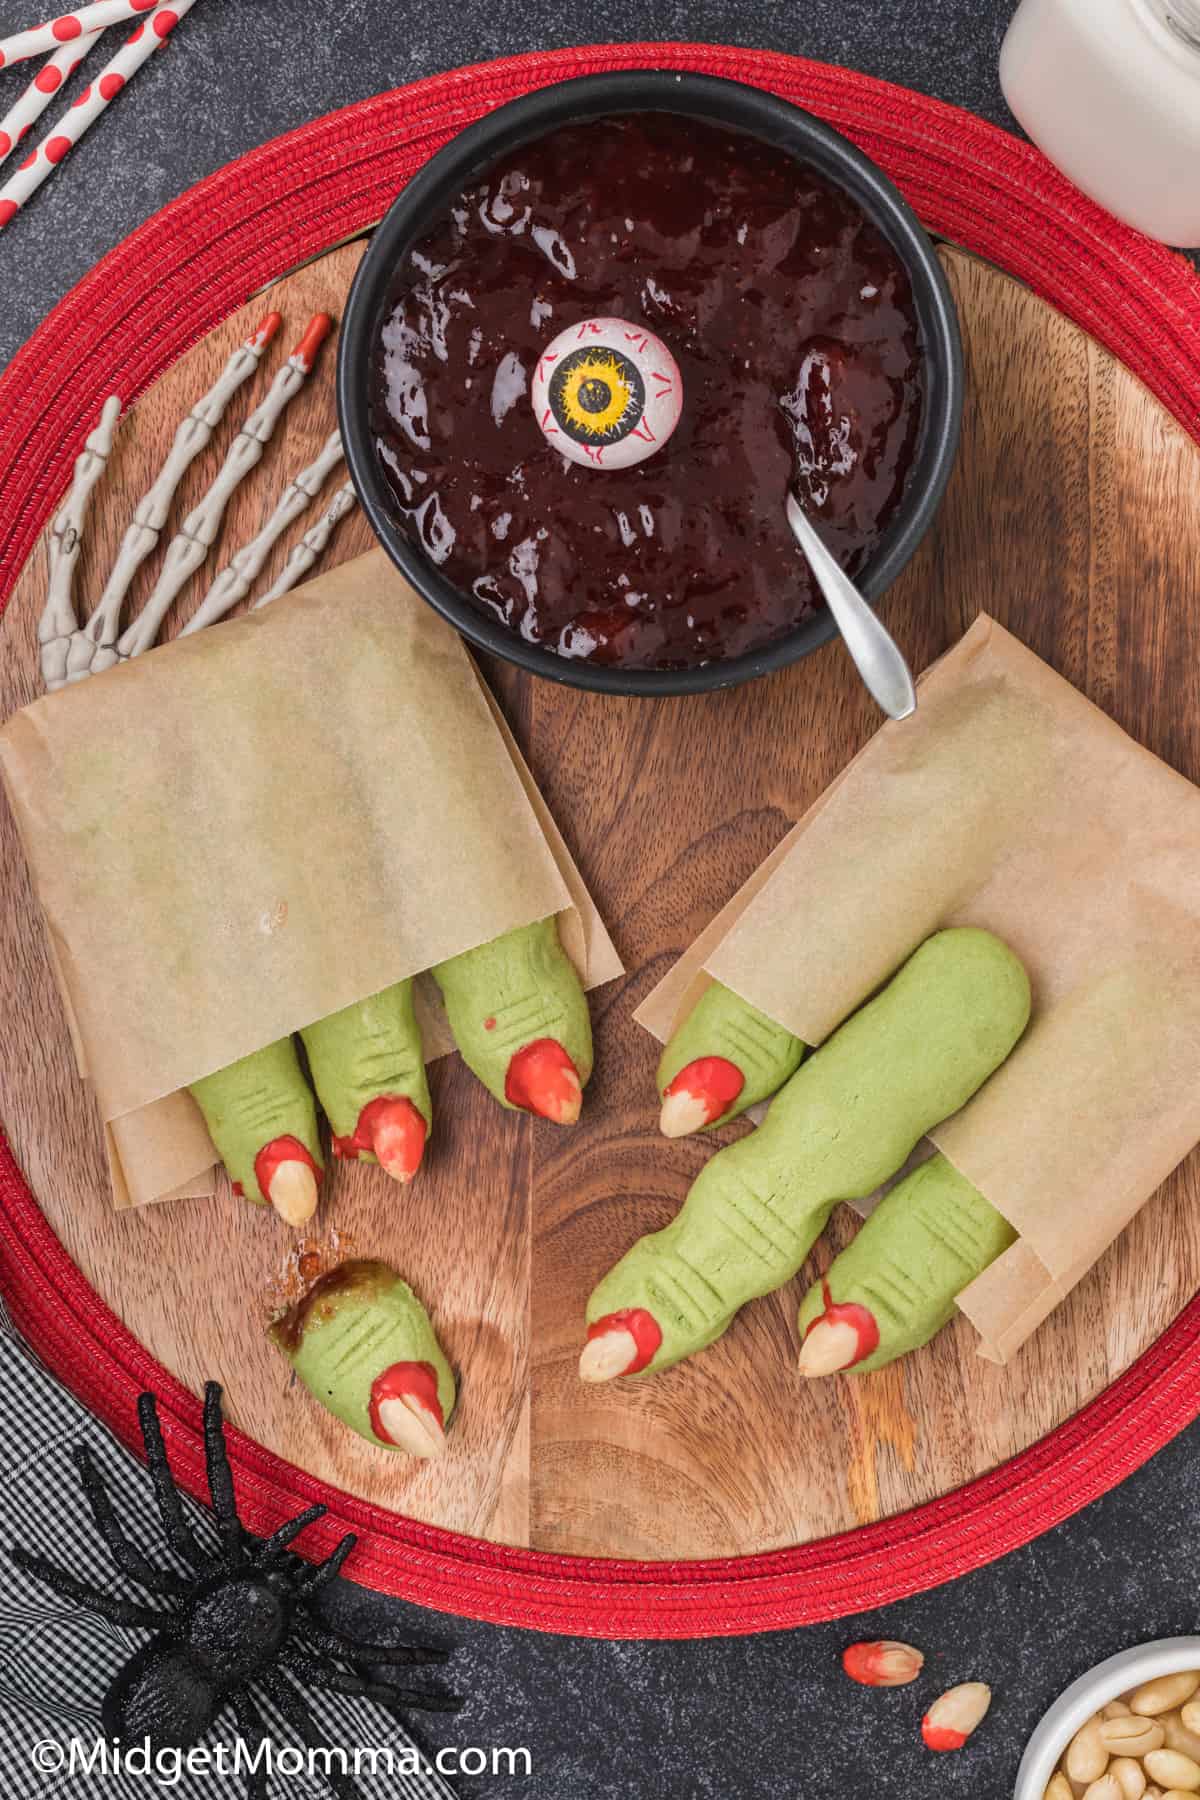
[339,72,963,696]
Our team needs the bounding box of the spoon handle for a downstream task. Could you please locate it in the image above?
[786,493,917,721]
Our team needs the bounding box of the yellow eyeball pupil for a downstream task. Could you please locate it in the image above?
[558,353,636,438]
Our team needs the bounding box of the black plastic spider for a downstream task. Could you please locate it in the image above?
[11,1381,459,1797]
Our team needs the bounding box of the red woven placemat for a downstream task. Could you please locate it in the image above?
[2,42,1199,1640]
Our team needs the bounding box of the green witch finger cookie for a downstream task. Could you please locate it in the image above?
[656,982,806,1137]
[580,928,1030,1383]
[189,1037,324,1228]
[434,916,592,1125]
[270,1259,455,1458]
[795,1155,1017,1375]
[301,980,431,1185]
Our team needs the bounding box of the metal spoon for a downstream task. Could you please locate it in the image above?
[786,491,917,721]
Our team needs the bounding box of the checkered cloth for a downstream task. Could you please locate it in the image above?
[0,1309,457,1798]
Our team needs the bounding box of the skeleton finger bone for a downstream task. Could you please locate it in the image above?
[39,393,122,691]
[71,310,282,681]
[251,480,358,611]
[114,313,333,663]
[179,429,345,638]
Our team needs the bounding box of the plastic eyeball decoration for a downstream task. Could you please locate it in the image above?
[532,317,682,470]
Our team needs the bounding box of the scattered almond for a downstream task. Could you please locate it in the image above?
[841,1640,924,1687]
[921,1682,992,1752]
[1133,1677,1200,1718]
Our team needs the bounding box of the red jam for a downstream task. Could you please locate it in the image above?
[371,114,925,670]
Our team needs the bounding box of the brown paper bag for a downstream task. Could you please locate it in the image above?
[0,551,622,1208]
[636,615,1200,1362]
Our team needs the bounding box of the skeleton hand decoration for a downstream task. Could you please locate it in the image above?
[38,311,357,693]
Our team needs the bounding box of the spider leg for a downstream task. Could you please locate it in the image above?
[294,1611,450,1668]
[261,1671,364,1800]
[278,1651,462,1714]
[296,1532,356,1594]
[137,1391,208,1569]
[203,1383,246,1566]
[228,1690,272,1800]
[10,1547,168,1629]
[253,1502,327,1565]
[72,1445,191,1597]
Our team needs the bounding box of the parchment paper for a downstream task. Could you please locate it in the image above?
[0,551,622,1209]
[637,615,1200,1362]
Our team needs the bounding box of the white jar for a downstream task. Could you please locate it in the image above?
[1000,0,1200,246]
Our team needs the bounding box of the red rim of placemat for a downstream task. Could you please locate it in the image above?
[2,42,1200,1641]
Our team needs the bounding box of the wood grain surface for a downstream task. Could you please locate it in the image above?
[2,240,1198,1559]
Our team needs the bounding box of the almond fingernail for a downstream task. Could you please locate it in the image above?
[506,1038,583,1124]
[660,1056,744,1137]
[841,1640,924,1687]
[921,1682,991,1751]
[579,1308,662,1382]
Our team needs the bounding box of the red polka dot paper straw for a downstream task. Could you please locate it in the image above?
[0,30,104,170]
[0,1,155,73]
[0,0,196,229]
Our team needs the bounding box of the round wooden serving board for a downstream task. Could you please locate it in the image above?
[3,234,1199,1566]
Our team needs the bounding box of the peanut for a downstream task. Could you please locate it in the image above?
[1163,1716,1200,1763]
[841,1639,924,1687]
[1101,1719,1167,1758]
[1083,1778,1128,1800]
[1044,1776,1075,1800]
[1103,1703,1133,1718]
[1067,1715,1112,1783]
[1183,1703,1200,1739]
[1143,1751,1200,1791]
[921,1681,992,1751]
[1111,1759,1147,1799]
[1133,1677,1200,1718]
[1115,1756,1151,1800]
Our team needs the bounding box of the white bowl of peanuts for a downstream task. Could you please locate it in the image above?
[1015,1640,1200,1800]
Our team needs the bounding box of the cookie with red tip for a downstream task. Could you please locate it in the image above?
[654,981,805,1136]
[433,918,593,1122]
[188,1038,324,1228]
[795,1155,1020,1375]
[301,980,432,1185]
[270,1260,455,1457]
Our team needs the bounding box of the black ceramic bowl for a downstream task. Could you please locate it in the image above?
[337,71,963,697]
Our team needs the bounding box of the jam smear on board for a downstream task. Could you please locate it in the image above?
[371,114,925,670]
